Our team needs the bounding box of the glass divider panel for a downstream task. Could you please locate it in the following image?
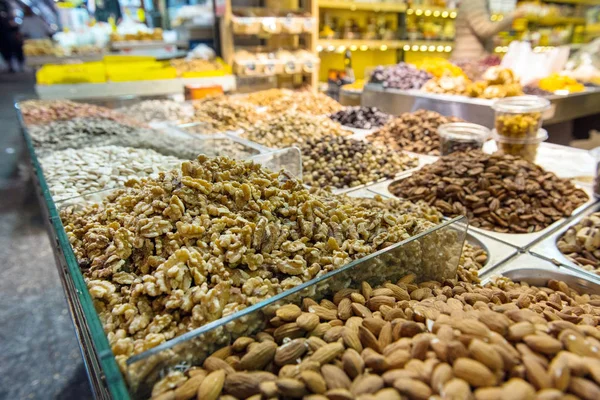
[125,216,467,399]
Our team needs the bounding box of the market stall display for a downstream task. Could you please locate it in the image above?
[300,135,418,189]
[15,86,600,400]
[367,110,463,156]
[389,151,589,233]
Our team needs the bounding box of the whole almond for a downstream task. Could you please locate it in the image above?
[475,387,502,400]
[568,376,600,400]
[342,349,365,379]
[310,305,339,321]
[323,326,345,343]
[224,372,275,399]
[338,298,353,320]
[359,325,382,353]
[203,357,235,374]
[373,387,402,400]
[210,345,232,360]
[352,303,373,318]
[342,328,363,353]
[384,348,411,370]
[363,318,386,336]
[301,370,328,394]
[351,293,367,305]
[362,348,388,373]
[274,322,304,343]
[548,353,570,391]
[378,322,393,349]
[500,378,535,400]
[508,322,535,341]
[239,341,277,371]
[310,342,345,365]
[367,296,396,312]
[393,377,432,400]
[333,288,356,305]
[384,283,410,301]
[454,319,490,338]
[197,370,225,400]
[326,388,354,400]
[321,299,338,310]
[311,323,333,338]
[232,337,254,352]
[174,374,205,400]
[351,374,384,395]
[453,357,497,387]
[522,355,552,390]
[478,311,511,335]
[523,335,562,355]
[442,378,472,399]
[410,334,430,361]
[533,389,565,400]
[469,339,504,371]
[297,313,320,331]
[277,304,302,322]
[276,378,307,398]
[431,363,453,394]
[275,338,307,366]
[322,364,352,390]
[259,381,278,398]
[153,391,175,400]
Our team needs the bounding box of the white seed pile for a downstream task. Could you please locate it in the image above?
[40,145,184,200]
[118,100,194,123]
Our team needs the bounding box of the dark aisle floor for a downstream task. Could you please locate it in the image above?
[0,73,93,399]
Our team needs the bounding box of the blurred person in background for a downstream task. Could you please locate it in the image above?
[453,0,526,60]
[20,6,53,39]
[0,0,23,72]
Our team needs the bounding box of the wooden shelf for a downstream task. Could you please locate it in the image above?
[318,0,406,12]
[317,38,453,51]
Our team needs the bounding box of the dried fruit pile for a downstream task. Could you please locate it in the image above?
[390,151,589,233]
[20,99,144,127]
[558,212,600,271]
[300,136,418,189]
[242,112,351,148]
[61,156,444,367]
[367,110,463,156]
[370,63,433,90]
[151,275,600,400]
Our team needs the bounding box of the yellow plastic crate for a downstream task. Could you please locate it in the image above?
[36,62,106,85]
[103,54,156,64]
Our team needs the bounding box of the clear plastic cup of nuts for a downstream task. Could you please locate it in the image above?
[437,122,491,155]
[591,147,600,198]
[492,128,548,162]
[492,96,551,139]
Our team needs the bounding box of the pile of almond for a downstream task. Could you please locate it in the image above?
[150,275,600,400]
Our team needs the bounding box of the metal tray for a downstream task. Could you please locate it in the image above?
[480,252,600,294]
[530,202,600,283]
[367,175,597,250]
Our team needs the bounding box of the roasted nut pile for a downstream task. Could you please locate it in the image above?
[190,97,261,132]
[367,110,463,156]
[118,100,194,123]
[466,67,523,99]
[260,91,344,115]
[61,156,439,367]
[40,145,183,200]
[370,63,433,90]
[150,274,600,400]
[329,107,391,129]
[20,99,144,127]
[558,212,600,271]
[242,111,351,148]
[240,89,296,108]
[300,136,418,189]
[390,151,590,233]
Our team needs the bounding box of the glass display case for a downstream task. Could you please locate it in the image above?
[17,99,470,398]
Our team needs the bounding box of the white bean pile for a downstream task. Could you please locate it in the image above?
[40,145,184,201]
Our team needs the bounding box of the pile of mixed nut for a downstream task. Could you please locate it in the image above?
[558,212,600,271]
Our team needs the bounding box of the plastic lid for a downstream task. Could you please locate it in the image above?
[438,122,491,142]
[492,128,548,144]
[491,96,551,113]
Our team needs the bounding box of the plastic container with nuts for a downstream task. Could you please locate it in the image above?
[492,96,550,139]
[591,147,600,198]
[438,122,490,155]
[492,128,548,162]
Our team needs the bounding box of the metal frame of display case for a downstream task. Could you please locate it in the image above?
[360,83,600,127]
